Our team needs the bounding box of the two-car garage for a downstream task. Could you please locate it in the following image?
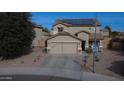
[48,42,78,54]
[46,32,83,54]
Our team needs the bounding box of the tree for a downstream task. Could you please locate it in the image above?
[0,12,35,58]
[105,25,112,36]
[42,27,49,33]
[36,25,49,33]
[105,26,112,32]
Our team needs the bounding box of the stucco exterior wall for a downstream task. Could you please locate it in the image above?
[48,35,81,43]
[51,24,68,35]
[67,26,100,34]
[77,32,89,48]
[51,24,100,35]
[32,28,48,48]
[102,37,111,48]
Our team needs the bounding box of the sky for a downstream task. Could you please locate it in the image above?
[31,12,124,32]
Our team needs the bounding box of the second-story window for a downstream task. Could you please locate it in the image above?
[58,27,63,32]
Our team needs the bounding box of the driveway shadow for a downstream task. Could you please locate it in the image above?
[1,48,33,60]
[108,60,124,76]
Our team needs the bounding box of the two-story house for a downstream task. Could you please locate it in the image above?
[46,19,103,54]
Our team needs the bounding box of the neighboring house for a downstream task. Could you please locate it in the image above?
[100,28,111,48]
[32,27,49,48]
[46,32,82,54]
[118,32,124,39]
[110,32,124,50]
[89,33,104,48]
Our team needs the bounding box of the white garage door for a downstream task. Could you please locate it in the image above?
[49,43,62,54]
[49,42,78,54]
[62,43,77,54]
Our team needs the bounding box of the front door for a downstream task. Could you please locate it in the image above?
[81,41,85,51]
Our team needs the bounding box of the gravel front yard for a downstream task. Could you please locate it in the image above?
[0,48,47,67]
[87,49,124,79]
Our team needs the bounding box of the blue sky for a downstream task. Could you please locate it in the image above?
[31,12,124,32]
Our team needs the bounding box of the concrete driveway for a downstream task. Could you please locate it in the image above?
[41,54,82,71]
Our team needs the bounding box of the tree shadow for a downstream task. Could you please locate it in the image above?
[108,60,124,76]
[1,48,33,60]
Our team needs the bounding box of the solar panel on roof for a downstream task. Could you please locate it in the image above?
[59,19,99,25]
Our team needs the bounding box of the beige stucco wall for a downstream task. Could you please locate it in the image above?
[48,35,81,44]
[32,28,48,48]
[67,26,100,34]
[102,37,111,48]
[77,32,89,48]
[51,24,100,35]
[51,24,68,35]
[101,31,110,37]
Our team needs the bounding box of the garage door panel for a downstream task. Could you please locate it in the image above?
[62,43,77,54]
[50,43,62,54]
[49,42,78,54]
